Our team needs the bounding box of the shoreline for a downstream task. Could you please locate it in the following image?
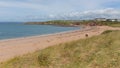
[0,27,81,42]
[0,25,87,42]
[0,26,120,62]
[0,24,79,41]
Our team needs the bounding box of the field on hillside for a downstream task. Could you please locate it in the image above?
[108,24,120,27]
[0,30,120,68]
[25,20,120,27]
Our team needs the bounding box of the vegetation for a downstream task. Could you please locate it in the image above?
[101,30,113,34]
[108,23,120,27]
[25,20,74,27]
[0,30,120,68]
[25,20,120,27]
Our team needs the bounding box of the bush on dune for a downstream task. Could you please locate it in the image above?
[101,30,113,34]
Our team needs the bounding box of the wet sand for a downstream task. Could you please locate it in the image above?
[0,26,120,62]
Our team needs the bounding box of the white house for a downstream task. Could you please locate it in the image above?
[107,19,117,22]
[95,18,107,21]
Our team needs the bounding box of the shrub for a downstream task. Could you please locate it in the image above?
[102,30,113,34]
[37,53,51,66]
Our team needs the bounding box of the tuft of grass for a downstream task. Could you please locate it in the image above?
[108,24,120,27]
[38,53,51,66]
[102,30,113,34]
[0,30,120,68]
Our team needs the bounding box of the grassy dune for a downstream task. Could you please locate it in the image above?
[0,30,120,68]
[109,24,120,27]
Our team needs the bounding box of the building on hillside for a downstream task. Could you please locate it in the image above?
[94,18,120,22]
[107,19,117,22]
[94,18,107,21]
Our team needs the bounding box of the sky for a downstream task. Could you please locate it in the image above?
[0,0,120,22]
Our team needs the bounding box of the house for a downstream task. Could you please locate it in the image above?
[94,18,120,22]
[95,18,107,21]
[107,19,117,22]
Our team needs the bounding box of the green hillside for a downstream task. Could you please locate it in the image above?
[25,20,120,27]
[0,30,120,68]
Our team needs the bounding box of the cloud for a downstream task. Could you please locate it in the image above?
[0,1,48,10]
[0,0,120,21]
[0,0,118,11]
[46,8,120,20]
[0,0,120,13]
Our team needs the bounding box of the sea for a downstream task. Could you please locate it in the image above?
[0,23,80,40]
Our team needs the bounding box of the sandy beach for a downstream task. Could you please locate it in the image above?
[0,26,120,62]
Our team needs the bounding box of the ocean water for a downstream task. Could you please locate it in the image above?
[0,23,79,40]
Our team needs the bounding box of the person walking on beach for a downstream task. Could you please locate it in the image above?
[85,34,88,37]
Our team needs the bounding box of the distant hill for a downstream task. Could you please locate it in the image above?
[25,20,120,27]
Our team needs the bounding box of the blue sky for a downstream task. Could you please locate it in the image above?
[0,0,120,22]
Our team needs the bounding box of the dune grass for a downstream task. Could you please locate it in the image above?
[108,24,120,27]
[0,30,120,68]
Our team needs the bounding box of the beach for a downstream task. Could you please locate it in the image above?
[0,26,120,62]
